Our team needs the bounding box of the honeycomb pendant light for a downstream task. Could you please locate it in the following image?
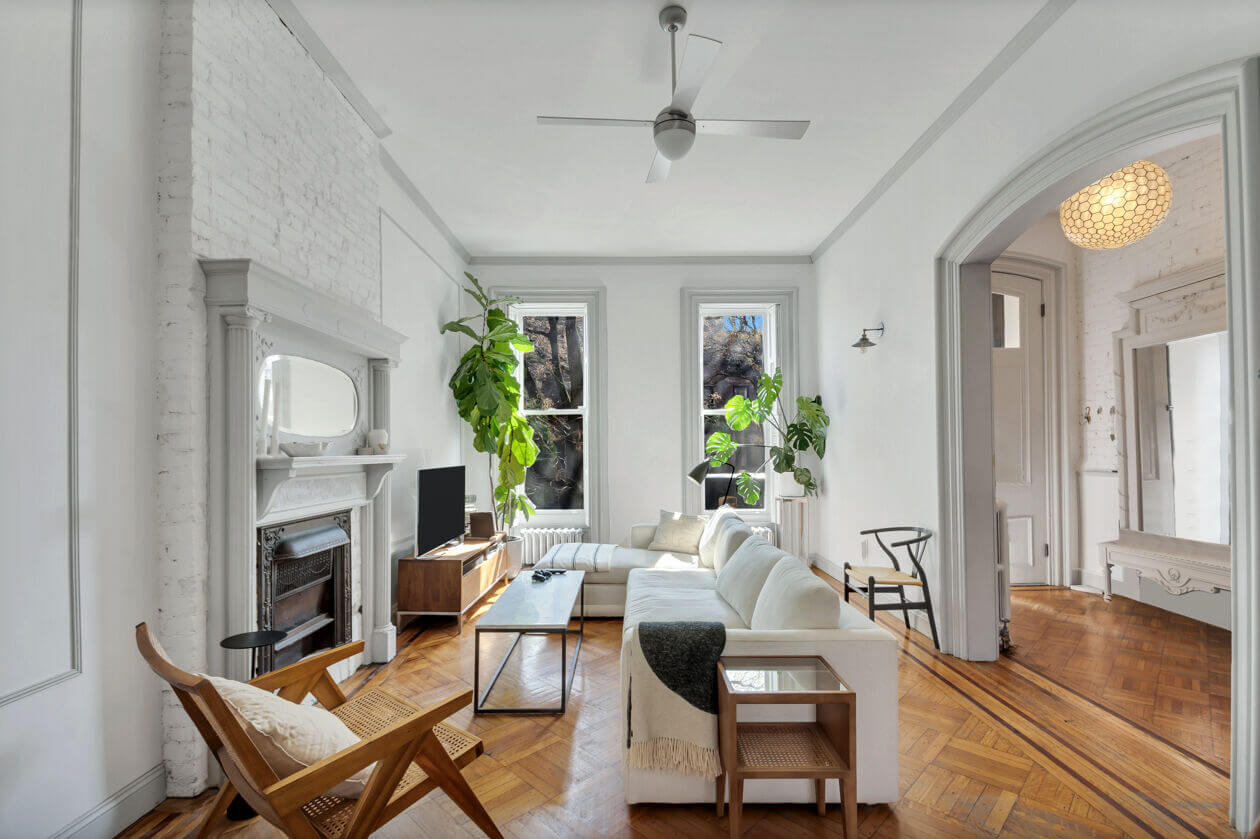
[1059,160,1172,249]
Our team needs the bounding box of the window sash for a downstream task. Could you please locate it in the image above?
[512,304,589,519]
[698,304,776,511]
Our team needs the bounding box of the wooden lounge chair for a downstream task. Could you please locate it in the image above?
[135,623,502,839]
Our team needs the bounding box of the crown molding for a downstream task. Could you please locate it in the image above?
[264,0,392,139]
[811,0,1075,261]
[380,148,471,264]
[468,254,813,266]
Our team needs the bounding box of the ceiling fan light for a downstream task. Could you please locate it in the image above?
[654,116,696,160]
[1059,160,1172,250]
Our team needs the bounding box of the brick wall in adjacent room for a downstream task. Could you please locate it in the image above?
[155,0,381,795]
[1076,135,1225,470]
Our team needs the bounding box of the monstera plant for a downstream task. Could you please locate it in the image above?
[441,273,538,530]
[705,369,830,506]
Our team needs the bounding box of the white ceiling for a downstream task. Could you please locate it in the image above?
[291,0,1044,257]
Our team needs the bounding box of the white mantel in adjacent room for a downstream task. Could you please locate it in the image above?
[202,258,407,682]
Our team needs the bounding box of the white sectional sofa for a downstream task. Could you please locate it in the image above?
[537,511,899,805]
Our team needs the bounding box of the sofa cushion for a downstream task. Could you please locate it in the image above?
[207,675,368,797]
[715,538,789,626]
[536,545,697,586]
[750,558,842,630]
[711,518,754,575]
[697,506,740,568]
[647,510,708,554]
[624,567,743,630]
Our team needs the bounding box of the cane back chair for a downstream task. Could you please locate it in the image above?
[135,623,502,839]
[842,527,939,650]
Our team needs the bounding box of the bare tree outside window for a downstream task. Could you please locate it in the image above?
[520,314,585,510]
[702,314,766,509]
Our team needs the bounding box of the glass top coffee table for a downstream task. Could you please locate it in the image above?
[473,569,585,714]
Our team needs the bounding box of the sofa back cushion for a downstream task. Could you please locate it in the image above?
[647,509,708,554]
[716,537,788,625]
[696,505,739,568]
[711,519,754,575]
[750,558,842,630]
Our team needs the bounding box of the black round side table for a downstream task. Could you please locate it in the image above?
[220,629,287,679]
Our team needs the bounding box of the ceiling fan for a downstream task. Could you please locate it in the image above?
[537,5,810,183]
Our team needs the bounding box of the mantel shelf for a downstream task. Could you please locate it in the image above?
[256,454,406,519]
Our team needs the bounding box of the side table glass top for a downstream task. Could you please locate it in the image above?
[721,656,849,694]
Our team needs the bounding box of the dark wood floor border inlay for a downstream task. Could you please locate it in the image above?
[902,644,1209,839]
[998,643,1231,779]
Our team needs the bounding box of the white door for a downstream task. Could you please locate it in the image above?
[992,272,1049,585]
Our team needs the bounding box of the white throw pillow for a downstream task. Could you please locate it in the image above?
[208,676,369,798]
[711,519,754,575]
[697,506,741,568]
[715,537,789,626]
[750,558,842,630]
[647,509,708,554]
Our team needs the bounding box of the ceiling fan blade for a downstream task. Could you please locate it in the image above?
[536,116,654,128]
[646,151,671,183]
[696,119,810,140]
[670,34,722,114]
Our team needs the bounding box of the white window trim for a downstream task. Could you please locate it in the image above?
[496,286,608,541]
[681,288,799,523]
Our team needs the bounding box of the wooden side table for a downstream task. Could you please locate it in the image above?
[716,655,856,838]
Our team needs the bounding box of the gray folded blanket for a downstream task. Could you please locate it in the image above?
[624,621,726,778]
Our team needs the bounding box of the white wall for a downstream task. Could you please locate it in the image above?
[0,2,166,837]
[467,263,817,542]
[379,174,467,557]
[810,1,1260,623]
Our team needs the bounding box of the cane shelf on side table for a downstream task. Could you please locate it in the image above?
[716,655,857,839]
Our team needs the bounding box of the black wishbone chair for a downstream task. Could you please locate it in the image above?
[842,527,939,650]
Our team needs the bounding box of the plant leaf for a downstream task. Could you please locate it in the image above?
[705,432,736,465]
[755,370,783,420]
[724,394,754,431]
[793,466,817,494]
[735,472,761,506]
[769,445,795,473]
[784,421,813,451]
[440,321,480,341]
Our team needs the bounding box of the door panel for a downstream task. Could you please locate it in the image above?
[992,272,1049,585]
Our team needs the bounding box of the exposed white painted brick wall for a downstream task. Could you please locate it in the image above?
[1077,136,1224,470]
[156,0,382,795]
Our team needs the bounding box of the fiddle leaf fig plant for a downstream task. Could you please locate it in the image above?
[441,272,538,531]
[705,368,829,506]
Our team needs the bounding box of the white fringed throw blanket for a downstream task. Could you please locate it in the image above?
[623,621,726,778]
[536,542,615,572]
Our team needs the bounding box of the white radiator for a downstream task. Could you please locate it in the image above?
[520,527,585,566]
[750,524,777,546]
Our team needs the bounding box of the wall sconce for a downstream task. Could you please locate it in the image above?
[851,323,884,353]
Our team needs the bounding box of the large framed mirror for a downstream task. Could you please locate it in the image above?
[260,354,359,439]
[1103,262,1230,601]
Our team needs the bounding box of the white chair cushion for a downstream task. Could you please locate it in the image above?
[647,509,708,554]
[711,518,754,575]
[750,558,842,630]
[208,675,368,797]
[715,537,789,626]
[697,506,740,568]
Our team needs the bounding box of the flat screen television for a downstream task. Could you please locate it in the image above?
[415,465,465,556]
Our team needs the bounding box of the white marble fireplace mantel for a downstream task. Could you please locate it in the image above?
[257,454,405,522]
[202,258,407,681]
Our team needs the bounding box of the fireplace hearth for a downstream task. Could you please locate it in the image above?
[257,512,352,673]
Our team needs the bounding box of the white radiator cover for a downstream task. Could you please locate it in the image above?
[520,527,585,566]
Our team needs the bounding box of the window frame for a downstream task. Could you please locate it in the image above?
[681,289,799,523]
[510,302,589,527]
[495,286,607,541]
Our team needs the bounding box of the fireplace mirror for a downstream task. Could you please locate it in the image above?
[261,354,358,438]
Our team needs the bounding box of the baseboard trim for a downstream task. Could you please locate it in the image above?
[53,764,165,839]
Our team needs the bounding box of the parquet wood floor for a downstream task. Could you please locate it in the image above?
[119,579,1232,838]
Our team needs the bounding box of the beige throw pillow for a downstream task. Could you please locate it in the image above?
[647,509,708,554]
[208,676,369,798]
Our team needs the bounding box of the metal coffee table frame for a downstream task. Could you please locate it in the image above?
[474,581,584,714]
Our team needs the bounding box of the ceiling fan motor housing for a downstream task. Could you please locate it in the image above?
[654,110,696,160]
